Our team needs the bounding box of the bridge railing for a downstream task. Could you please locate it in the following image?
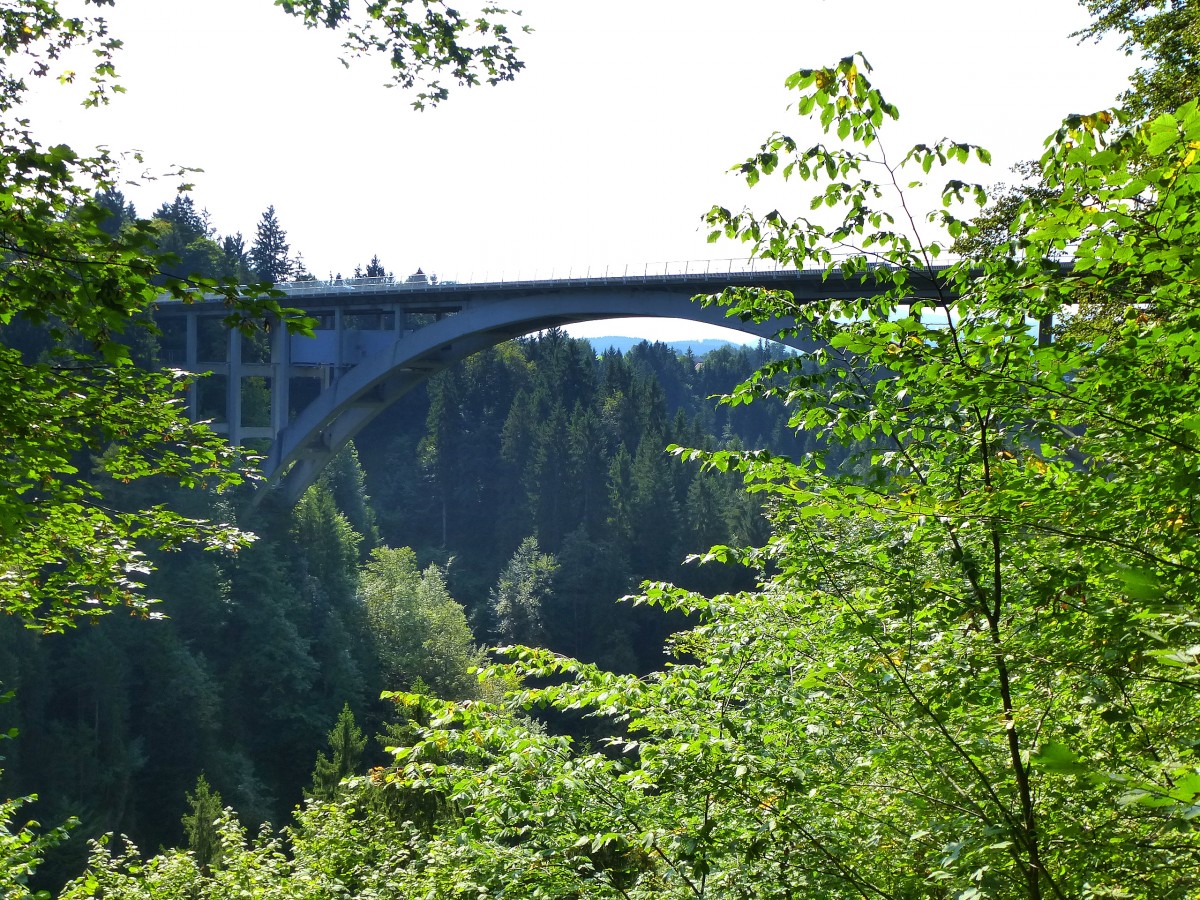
[270,258,844,296]
[156,257,962,306]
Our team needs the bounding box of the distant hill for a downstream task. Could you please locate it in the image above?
[578,336,756,357]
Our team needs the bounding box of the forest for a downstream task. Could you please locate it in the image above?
[3,1,1200,898]
[2,252,801,878]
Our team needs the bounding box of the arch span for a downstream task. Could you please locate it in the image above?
[264,288,814,504]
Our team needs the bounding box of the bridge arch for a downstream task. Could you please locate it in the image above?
[264,288,813,504]
[156,264,924,505]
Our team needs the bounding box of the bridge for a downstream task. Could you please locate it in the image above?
[155,260,938,503]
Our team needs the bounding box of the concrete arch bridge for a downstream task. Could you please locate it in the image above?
[154,261,922,504]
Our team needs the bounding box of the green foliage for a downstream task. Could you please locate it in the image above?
[685,55,1200,897]
[1,0,529,630]
[321,443,381,552]
[32,10,1200,900]
[309,704,367,801]
[60,814,278,900]
[0,5,317,631]
[249,205,292,283]
[0,695,74,900]
[375,329,789,661]
[489,536,558,646]
[218,232,254,283]
[275,0,529,109]
[0,0,534,884]
[0,788,73,900]
[1076,0,1200,119]
[360,547,482,699]
[180,774,223,874]
[292,483,363,603]
[336,55,1200,899]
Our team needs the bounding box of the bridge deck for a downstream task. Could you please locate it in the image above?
[156,262,951,312]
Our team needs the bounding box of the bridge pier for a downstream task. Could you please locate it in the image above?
[184,314,198,418]
[271,317,291,439]
[226,326,242,447]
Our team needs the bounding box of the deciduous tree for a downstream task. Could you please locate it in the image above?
[360,547,481,699]
[0,6,321,631]
[276,0,527,109]
[357,54,1200,900]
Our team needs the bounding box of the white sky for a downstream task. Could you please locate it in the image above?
[24,0,1133,342]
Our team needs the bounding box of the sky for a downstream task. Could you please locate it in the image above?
[25,0,1134,342]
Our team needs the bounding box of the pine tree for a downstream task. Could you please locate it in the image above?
[309,703,367,801]
[249,205,292,283]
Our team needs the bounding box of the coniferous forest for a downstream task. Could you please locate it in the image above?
[4,2,1200,898]
[1,232,801,878]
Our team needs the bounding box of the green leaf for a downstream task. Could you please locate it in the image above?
[1031,742,1087,776]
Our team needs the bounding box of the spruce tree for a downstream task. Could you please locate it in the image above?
[218,231,253,282]
[94,188,137,237]
[490,536,558,646]
[249,205,292,283]
[181,773,224,874]
[291,252,317,282]
[365,254,387,278]
[153,195,208,245]
[310,703,367,801]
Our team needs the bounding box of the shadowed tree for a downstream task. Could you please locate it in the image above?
[181,773,223,874]
[218,232,254,282]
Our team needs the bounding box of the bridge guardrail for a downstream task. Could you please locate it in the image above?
[157,257,962,305]
[269,258,848,296]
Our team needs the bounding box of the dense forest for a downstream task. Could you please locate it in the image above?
[4,1,1200,898]
[0,191,805,879]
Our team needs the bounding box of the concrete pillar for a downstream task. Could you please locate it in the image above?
[185,313,198,420]
[271,318,291,438]
[1038,313,1054,347]
[334,308,344,370]
[227,329,242,446]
